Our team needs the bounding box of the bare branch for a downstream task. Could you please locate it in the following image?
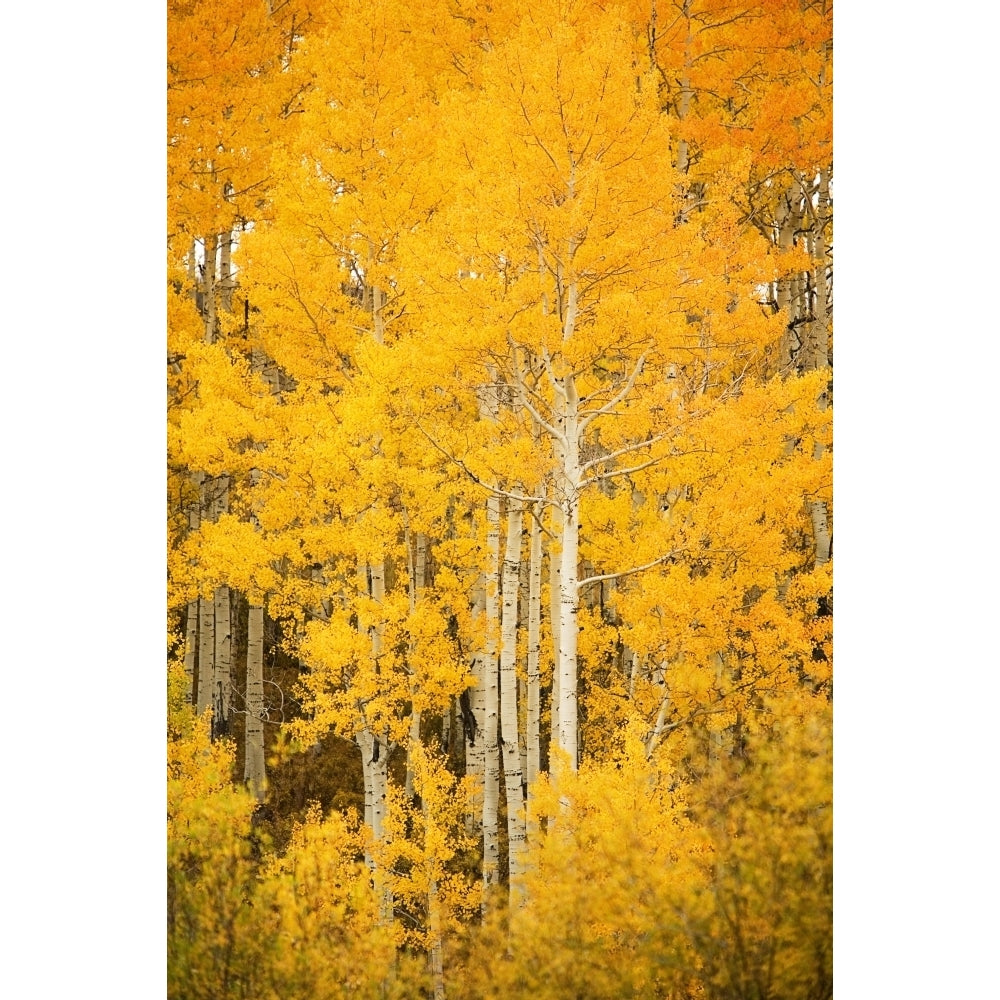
[508,343,566,445]
[580,455,667,489]
[577,549,681,590]
[580,431,668,477]
[413,421,552,507]
[579,350,648,435]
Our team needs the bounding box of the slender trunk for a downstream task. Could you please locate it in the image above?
[775,193,793,369]
[644,662,671,759]
[187,240,198,302]
[183,601,198,706]
[415,532,427,595]
[195,476,214,715]
[244,604,266,800]
[405,524,424,800]
[810,494,832,566]
[211,476,231,739]
[442,698,452,757]
[212,586,232,740]
[357,727,392,922]
[677,4,692,175]
[426,801,446,1000]
[556,380,581,771]
[465,576,486,835]
[548,502,563,761]
[526,501,543,793]
[500,496,526,898]
[202,232,217,345]
[366,240,386,345]
[356,553,393,924]
[627,649,640,701]
[182,472,203,706]
[218,230,234,313]
[809,167,832,566]
[357,729,392,925]
[482,494,501,904]
[196,592,214,716]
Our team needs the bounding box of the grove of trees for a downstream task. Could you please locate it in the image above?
[167,1,832,996]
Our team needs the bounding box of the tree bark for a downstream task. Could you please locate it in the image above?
[356,553,393,924]
[526,500,543,794]
[556,380,582,770]
[808,167,832,566]
[244,604,266,800]
[356,726,392,922]
[548,501,563,763]
[182,472,203,706]
[212,586,232,740]
[481,493,501,904]
[499,496,527,898]
[210,476,231,739]
[202,233,217,345]
[405,524,425,800]
[218,230,234,313]
[465,575,486,836]
[196,590,214,716]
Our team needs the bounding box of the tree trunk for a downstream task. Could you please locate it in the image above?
[808,166,832,567]
[202,233,217,345]
[556,380,582,771]
[244,604,266,800]
[218,230,234,313]
[210,476,231,740]
[357,726,392,922]
[356,552,393,924]
[212,586,232,740]
[465,575,486,836]
[548,501,563,764]
[196,591,214,716]
[481,494,501,904]
[183,601,198,707]
[526,501,543,794]
[405,525,425,800]
[499,496,527,899]
[182,472,203,706]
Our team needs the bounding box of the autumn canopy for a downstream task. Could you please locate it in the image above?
[167,0,832,996]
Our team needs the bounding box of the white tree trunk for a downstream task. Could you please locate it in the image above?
[357,727,392,922]
[644,662,672,759]
[526,501,543,793]
[187,239,198,302]
[356,554,393,924]
[244,604,266,800]
[465,577,486,835]
[428,877,445,1000]
[212,586,232,739]
[481,494,501,903]
[809,166,832,566]
[405,525,425,800]
[219,230,234,313]
[182,473,202,706]
[499,497,527,898]
[196,592,214,716]
[194,476,215,715]
[548,502,563,762]
[556,380,582,770]
[210,476,231,739]
[183,602,198,706]
[202,232,217,344]
[358,734,393,923]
